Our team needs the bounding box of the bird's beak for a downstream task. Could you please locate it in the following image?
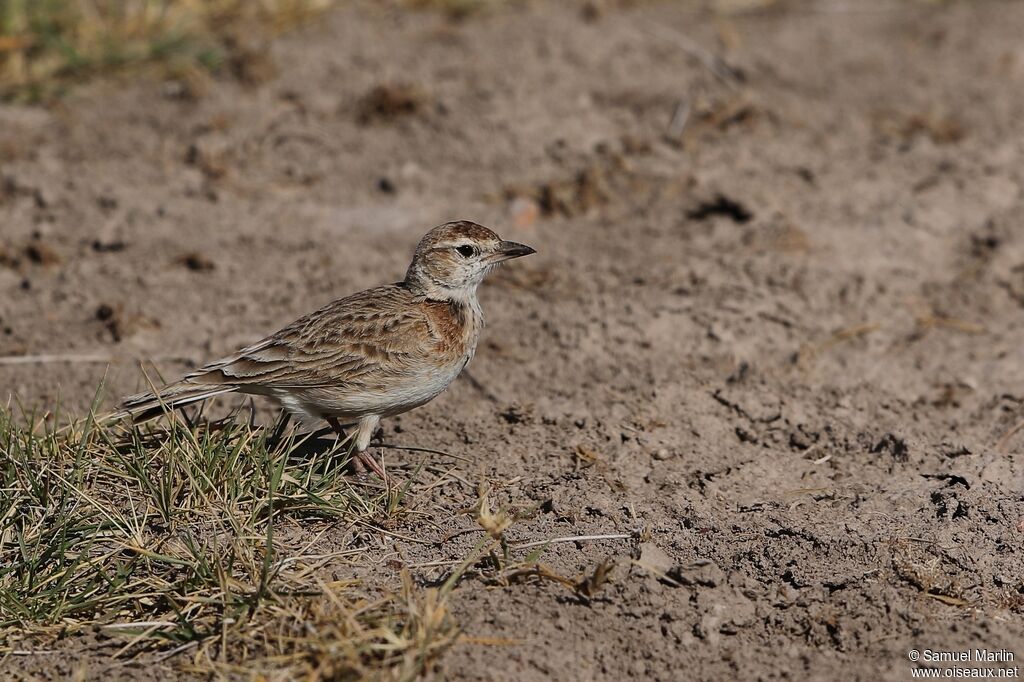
[490,240,536,262]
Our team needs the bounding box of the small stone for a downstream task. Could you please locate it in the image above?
[97,193,118,211]
[639,543,674,575]
[508,196,540,230]
[92,239,126,253]
[652,447,671,461]
[185,136,229,179]
[355,83,427,124]
[24,242,60,266]
[32,185,58,209]
[95,304,114,322]
[776,583,798,604]
[177,252,216,272]
[671,560,725,588]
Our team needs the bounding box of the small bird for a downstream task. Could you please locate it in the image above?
[117,221,535,478]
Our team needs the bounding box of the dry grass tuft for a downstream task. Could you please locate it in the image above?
[0,392,457,677]
[0,0,333,101]
[400,0,497,21]
[186,572,459,678]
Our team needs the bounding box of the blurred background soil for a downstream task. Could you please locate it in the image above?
[2,0,1024,679]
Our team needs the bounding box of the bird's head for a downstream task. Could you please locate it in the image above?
[405,221,535,301]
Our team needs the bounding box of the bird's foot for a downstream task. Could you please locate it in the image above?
[356,449,388,485]
[326,416,389,486]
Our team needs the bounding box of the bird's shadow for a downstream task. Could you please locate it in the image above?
[261,416,361,475]
[111,407,359,476]
[275,430,355,472]
[112,407,440,482]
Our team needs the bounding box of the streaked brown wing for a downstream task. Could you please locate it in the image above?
[183,284,431,389]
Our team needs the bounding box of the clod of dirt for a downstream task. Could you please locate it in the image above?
[185,137,230,179]
[580,1,601,22]
[873,110,966,145]
[406,0,491,21]
[95,303,123,342]
[687,194,753,224]
[540,166,610,217]
[998,263,1024,307]
[177,252,216,272]
[871,433,909,462]
[93,303,157,343]
[96,193,118,211]
[735,425,758,444]
[355,84,429,125]
[789,427,818,452]
[970,232,1000,259]
[22,241,61,266]
[224,32,276,86]
[92,239,126,253]
[668,560,725,588]
[638,543,674,575]
[930,490,969,520]
[743,222,810,252]
[698,95,763,132]
[499,404,531,425]
[921,472,970,489]
[0,247,17,268]
[904,113,966,144]
[939,441,972,458]
[162,66,212,101]
[891,553,962,599]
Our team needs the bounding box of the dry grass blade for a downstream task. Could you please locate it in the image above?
[995,418,1024,454]
[643,22,743,88]
[510,533,633,550]
[0,353,111,365]
[575,559,615,600]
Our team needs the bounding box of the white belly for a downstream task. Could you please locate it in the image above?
[270,354,470,424]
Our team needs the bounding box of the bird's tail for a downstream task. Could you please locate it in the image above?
[111,381,239,423]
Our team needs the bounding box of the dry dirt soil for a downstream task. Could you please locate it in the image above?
[3,0,1024,679]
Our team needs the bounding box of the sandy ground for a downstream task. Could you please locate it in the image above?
[3,0,1024,679]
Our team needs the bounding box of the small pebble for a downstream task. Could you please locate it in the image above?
[508,196,539,230]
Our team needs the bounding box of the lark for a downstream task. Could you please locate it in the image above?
[117,221,535,477]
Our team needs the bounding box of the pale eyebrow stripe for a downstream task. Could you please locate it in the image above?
[429,242,475,252]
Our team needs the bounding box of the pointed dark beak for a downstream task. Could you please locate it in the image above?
[491,240,536,262]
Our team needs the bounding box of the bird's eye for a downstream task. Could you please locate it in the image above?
[456,245,476,258]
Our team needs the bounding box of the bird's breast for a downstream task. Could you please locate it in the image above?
[422,297,482,360]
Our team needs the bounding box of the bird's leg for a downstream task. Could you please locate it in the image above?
[353,414,387,483]
[326,415,386,482]
[325,416,363,473]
